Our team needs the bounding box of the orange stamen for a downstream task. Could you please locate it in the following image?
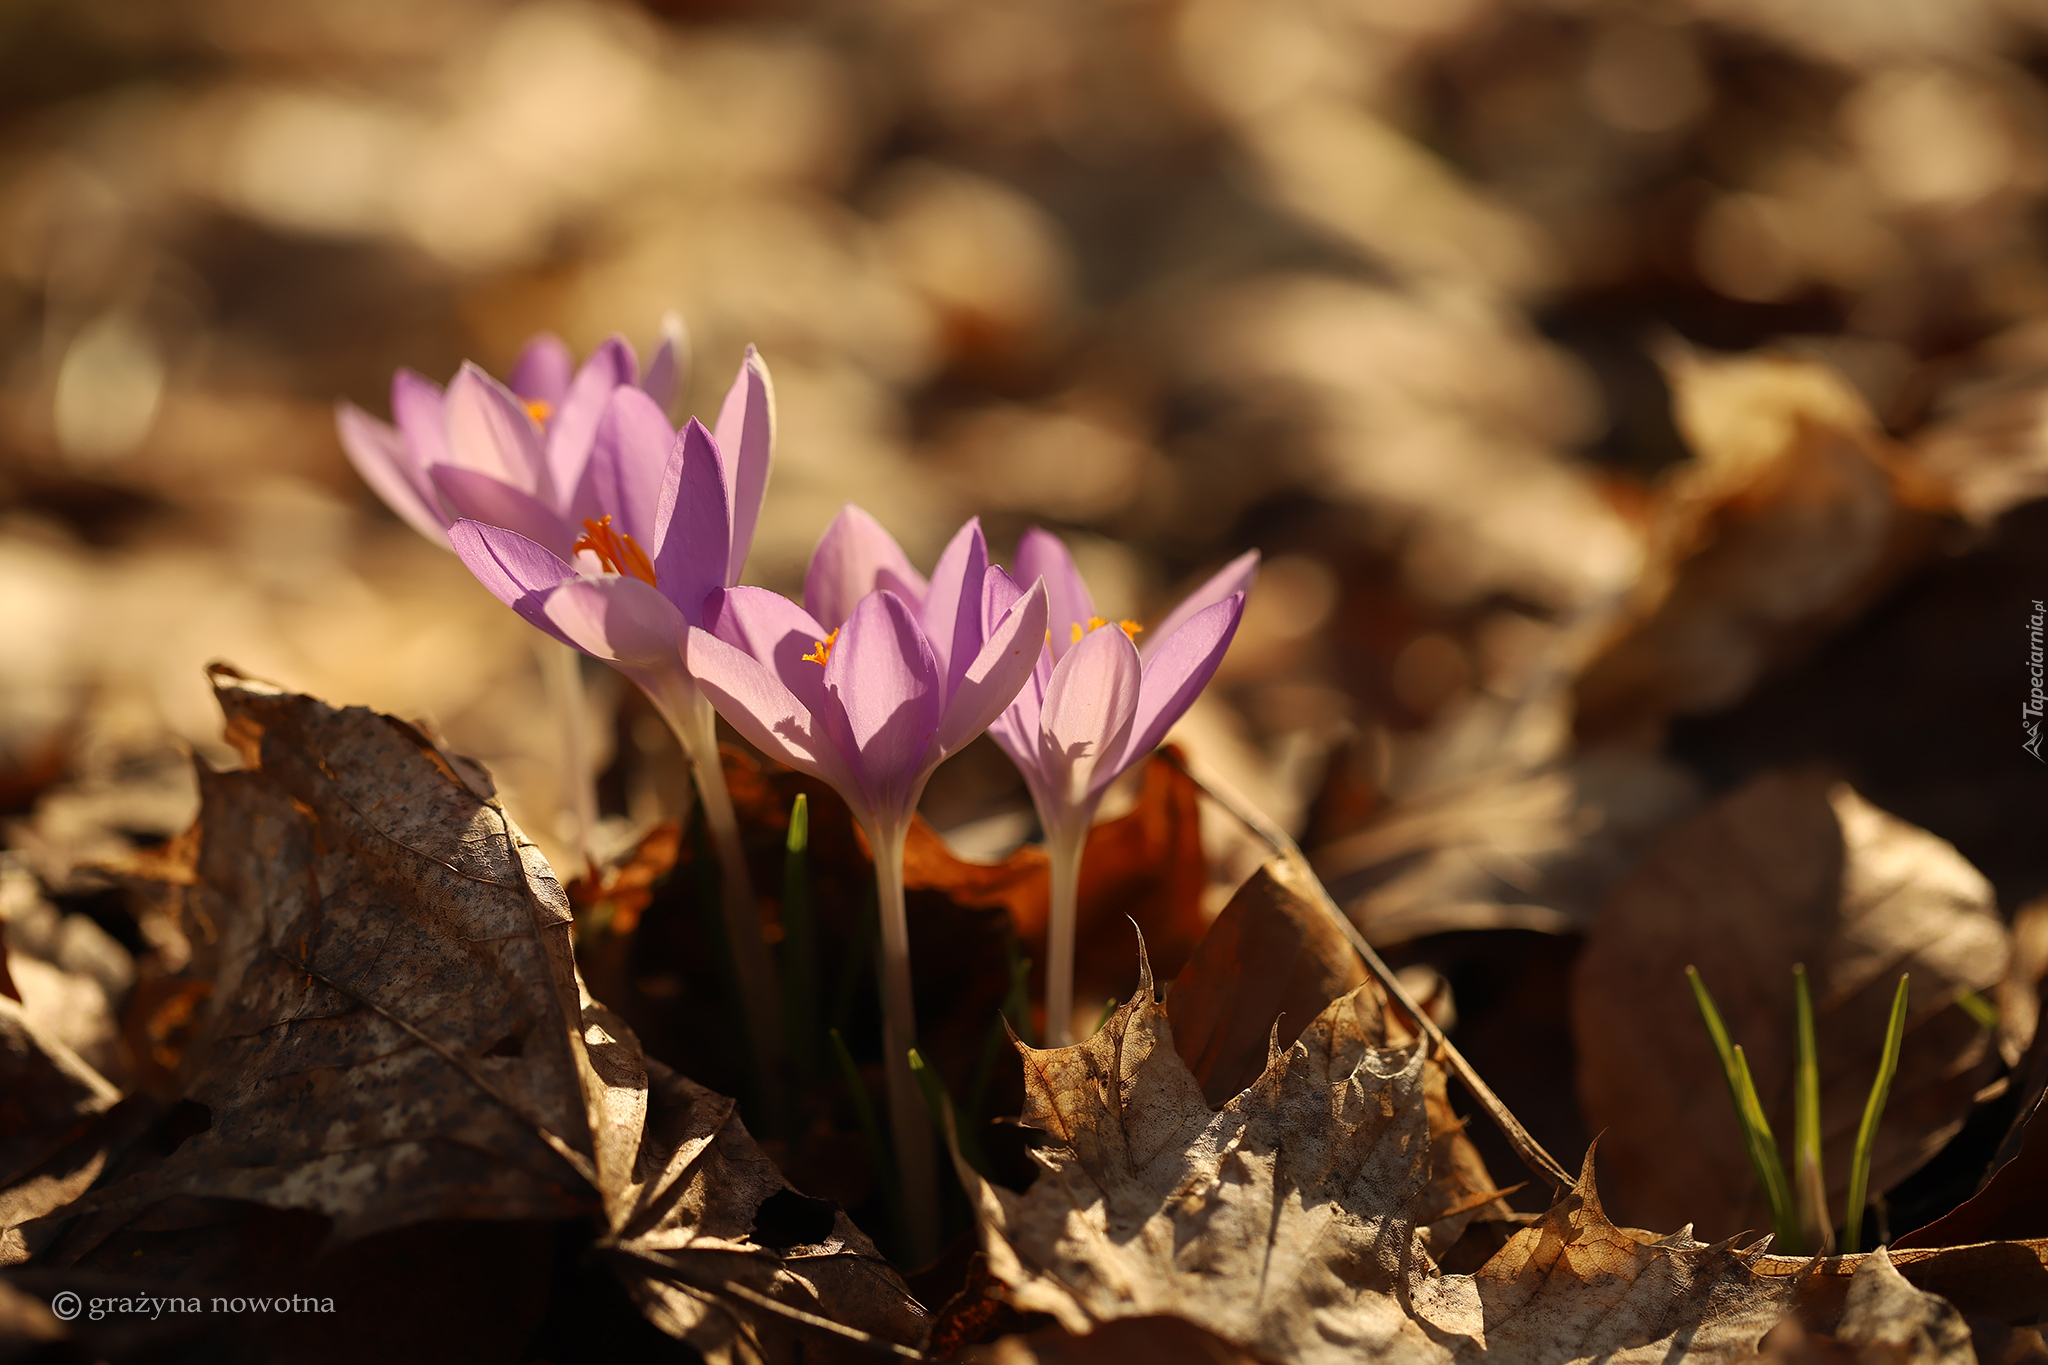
[572,516,657,587]
[1069,615,1146,644]
[524,398,553,425]
[803,628,839,667]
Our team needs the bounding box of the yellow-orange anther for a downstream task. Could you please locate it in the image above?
[573,516,657,587]
[1069,616,1145,644]
[803,628,840,667]
[524,398,553,425]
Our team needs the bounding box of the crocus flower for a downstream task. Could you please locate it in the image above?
[335,322,686,548]
[990,530,1255,1045]
[684,509,1050,1262]
[425,347,785,1086]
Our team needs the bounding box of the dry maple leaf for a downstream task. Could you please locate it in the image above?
[1573,770,2008,1240]
[956,938,1810,1364]
[9,667,923,1363]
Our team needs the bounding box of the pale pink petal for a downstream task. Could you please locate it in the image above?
[545,336,636,501]
[336,402,448,543]
[933,575,1048,761]
[1140,550,1259,665]
[821,590,941,821]
[574,387,673,544]
[444,363,548,500]
[1015,527,1095,664]
[713,345,775,587]
[921,517,988,697]
[642,313,689,419]
[1113,593,1246,790]
[804,504,928,630]
[705,586,831,717]
[509,334,573,407]
[1038,623,1142,822]
[543,576,686,666]
[448,520,577,647]
[391,368,450,473]
[648,418,732,628]
[430,466,580,561]
[686,626,857,794]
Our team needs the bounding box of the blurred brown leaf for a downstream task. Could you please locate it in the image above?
[1576,351,1951,744]
[1572,770,2008,1240]
[0,991,118,1208]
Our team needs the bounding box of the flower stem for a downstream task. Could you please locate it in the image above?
[648,677,785,1112]
[1043,822,1087,1048]
[536,637,597,871]
[869,817,939,1265]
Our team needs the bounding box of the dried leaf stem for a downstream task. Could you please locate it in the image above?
[1165,749,1576,1191]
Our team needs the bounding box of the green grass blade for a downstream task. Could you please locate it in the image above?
[781,794,820,1088]
[1688,966,1800,1253]
[1092,997,1119,1035]
[1845,974,1910,1254]
[1956,988,1997,1031]
[1792,964,1831,1254]
[910,1045,990,1178]
[829,1027,901,1244]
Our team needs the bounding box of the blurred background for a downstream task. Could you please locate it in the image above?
[8,0,2048,1232]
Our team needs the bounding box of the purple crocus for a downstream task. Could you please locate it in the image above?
[684,508,1050,1261]
[335,321,686,548]
[988,531,1255,1045]
[420,346,785,1082]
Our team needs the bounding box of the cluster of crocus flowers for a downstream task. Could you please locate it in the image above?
[333,325,786,1086]
[339,332,1254,1264]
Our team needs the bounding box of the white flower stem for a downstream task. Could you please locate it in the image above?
[870,817,939,1265]
[648,677,785,1103]
[1043,821,1089,1048]
[536,637,597,871]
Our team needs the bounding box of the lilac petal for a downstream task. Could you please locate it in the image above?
[649,418,733,629]
[704,586,831,717]
[391,368,450,474]
[980,566,1043,763]
[1038,621,1142,819]
[1111,593,1247,792]
[509,334,573,407]
[444,363,549,499]
[543,575,686,666]
[545,336,637,502]
[430,466,581,561]
[686,626,860,796]
[920,517,988,699]
[804,505,928,630]
[641,313,689,420]
[933,575,1049,761]
[821,590,942,821]
[575,386,674,544]
[336,402,448,543]
[448,520,577,647]
[1015,527,1095,664]
[713,345,775,587]
[1140,549,1260,665]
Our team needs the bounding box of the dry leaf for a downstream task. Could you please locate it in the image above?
[1575,350,1947,743]
[957,943,1827,1364]
[12,669,923,1361]
[1573,770,2008,1240]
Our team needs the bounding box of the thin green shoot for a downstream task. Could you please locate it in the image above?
[1687,966,1800,1253]
[1845,974,1910,1255]
[1791,964,1832,1254]
[1092,997,1119,1036]
[910,1045,989,1178]
[781,794,820,1088]
[829,1027,901,1247]
[1956,988,1997,1031]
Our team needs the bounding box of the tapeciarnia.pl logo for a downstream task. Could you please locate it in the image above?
[2027,598,2045,762]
